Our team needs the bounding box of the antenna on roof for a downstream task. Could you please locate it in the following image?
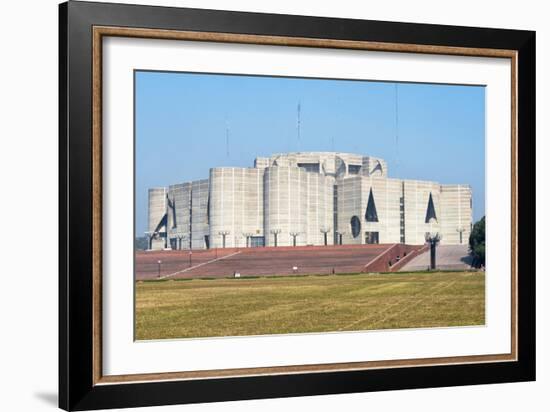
[394,83,400,172]
[225,117,230,158]
[297,101,301,150]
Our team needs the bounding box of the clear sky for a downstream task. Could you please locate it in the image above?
[135,70,485,235]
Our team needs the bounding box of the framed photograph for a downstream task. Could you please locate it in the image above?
[59,1,535,410]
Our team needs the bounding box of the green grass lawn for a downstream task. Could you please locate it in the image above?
[135,271,485,340]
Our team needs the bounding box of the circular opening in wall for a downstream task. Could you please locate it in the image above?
[350,216,361,238]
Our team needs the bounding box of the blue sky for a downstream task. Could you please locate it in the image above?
[135,71,485,235]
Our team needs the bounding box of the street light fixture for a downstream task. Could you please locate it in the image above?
[178,235,186,250]
[270,229,281,247]
[144,231,153,250]
[456,226,465,245]
[218,230,230,248]
[338,231,346,245]
[425,231,441,270]
[243,232,254,248]
[320,227,331,246]
[289,232,299,247]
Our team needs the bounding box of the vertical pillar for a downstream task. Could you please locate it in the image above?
[430,240,436,270]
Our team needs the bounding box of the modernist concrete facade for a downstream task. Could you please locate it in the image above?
[146,152,472,250]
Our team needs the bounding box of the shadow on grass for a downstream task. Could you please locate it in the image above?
[137,269,483,283]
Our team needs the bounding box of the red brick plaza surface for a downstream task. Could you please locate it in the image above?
[135,244,422,280]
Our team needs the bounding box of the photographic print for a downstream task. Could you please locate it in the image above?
[134,71,486,340]
[60,3,534,408]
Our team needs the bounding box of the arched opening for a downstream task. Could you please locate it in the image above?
[350,216,361,238]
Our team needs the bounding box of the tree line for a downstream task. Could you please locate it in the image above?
[469,216,485,268]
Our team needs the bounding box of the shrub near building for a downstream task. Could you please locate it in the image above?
[469,216,485,267]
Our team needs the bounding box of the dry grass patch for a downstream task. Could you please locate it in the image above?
[135,272,485,340]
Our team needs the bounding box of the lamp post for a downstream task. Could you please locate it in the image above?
[270,229,281,247]
[218,230,230,248]
[338,231,346,245]
[425,232,441,270]
[157,260,162,278]
[144,231,153,250]
[320,227,331,246]
[456,226,465,245]
[243,232,254,248]
[289,232,299,247]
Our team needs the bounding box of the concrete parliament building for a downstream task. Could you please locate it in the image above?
[147,152,472,250]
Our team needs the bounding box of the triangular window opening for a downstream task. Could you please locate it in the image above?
[425,192,437,223]
[167,195,177,228]
[365,188,379,222]
[154,213,168,234]
[370,161,383,176]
